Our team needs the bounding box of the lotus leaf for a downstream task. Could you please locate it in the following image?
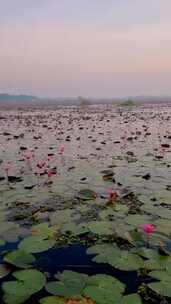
[87,244,144,271]
[144,255,171,270]
[39,296,65,304]
[88,221,114,235]
[31,223,59,238]
[148,264,171,297]
[83,274,125,304]
[126,215,153,226]
[18,236,56,253]
[4,249,36,268]
[46,271,88,297]
[2,269,46,304]
[122,294,142,304]
[77,189,96,200]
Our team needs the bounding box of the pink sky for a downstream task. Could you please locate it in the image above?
[0,0,171,97]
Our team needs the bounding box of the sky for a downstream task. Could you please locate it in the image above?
[0,0,171,98]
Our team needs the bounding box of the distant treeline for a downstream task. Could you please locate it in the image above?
[0,94,171,107]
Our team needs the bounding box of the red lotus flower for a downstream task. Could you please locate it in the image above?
[37,160,47,169]
[47,169,53,178]
[3,162,11,174]
[23,151,32,161]
[107,188,118,200]
[139,224,155,234]
[59,144,64,155]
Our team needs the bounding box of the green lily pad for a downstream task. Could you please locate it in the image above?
[88,221,114,235]
[77,189,96,200]
[0,221,21,242]
[148,265,171,297]
[46,271,88,297]
[31,223,58,238]
[122,294,142,304]
[148,281,171,298]
[126,215,153,226]
[4,250,36,268]
[18,236,56,253]
[87,244,144,271]
[46,271,125,304]
[84,274,125,304]
[144,255,171,270]
[2,269,46,304]
[39,296,65,304]
[50,209,79,226]
[61,222,89,235]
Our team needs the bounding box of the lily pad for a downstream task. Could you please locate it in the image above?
[4,249,36,268]
[77,189,97,200]
[83,274,125,304]
[88,221,114,235]
[87,244,144,271]
[46,271,125,304]
[31,223,58,238]
[148,265,171,297]
[18,236,56,253]
[126,215,153,226]
[2,269,46,304]
[39,296,65,304]
[46,271,88,297]
[122,294,142,304]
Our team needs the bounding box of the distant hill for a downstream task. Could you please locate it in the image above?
[0,93,171,106]
[0,94,37,102]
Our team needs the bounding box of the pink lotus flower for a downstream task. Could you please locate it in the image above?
[37,160,47,169]
[107,188,118,200]
[59,144,64,155]
[23,151,32,161]
[139,224,155,234]
[3,162,11,174]
[47,169,53,178]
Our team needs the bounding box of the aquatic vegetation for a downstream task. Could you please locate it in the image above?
[139,224,155,235]
[148,265,171,297]
[0,104,171,303]
[4,250,36,268]
[2,269,46,304]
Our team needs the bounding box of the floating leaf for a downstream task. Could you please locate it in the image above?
[144,255,171,270]
[39,296,65,304]
[4,249,36,268]
[50,210,78,226]
[148,265,171,297]
[148,282,171,298]
[31,223,58,238]
[19,236,56,253]
[126,215,152,226]
[87,244,144,271]
[122,294,142,304]
[46,271,125,304]
[2,269,46,304]
[46,271,88,297]
[83,274,125,304]
[0,221,21,242]
[61,222,89,236]
[77,189,97,200]
[88,221,114,235]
